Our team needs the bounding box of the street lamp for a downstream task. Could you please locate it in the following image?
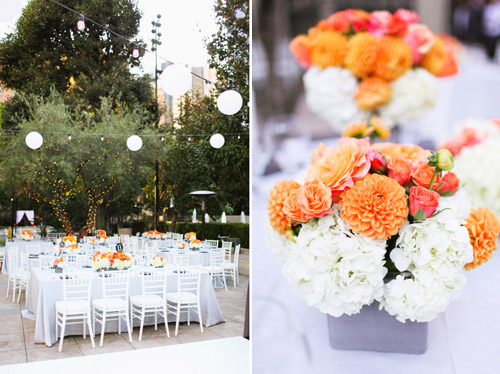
[190,191,217,241]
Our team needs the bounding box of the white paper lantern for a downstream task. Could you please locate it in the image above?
[0,0,22,22]
[210,134,225,149]
[159,64,192,97]
[217,90,243,115]
[127,135,142,151]
[132,48,140,58]
[25,132,43,150]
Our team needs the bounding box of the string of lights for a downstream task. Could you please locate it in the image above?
[0,129,248,137]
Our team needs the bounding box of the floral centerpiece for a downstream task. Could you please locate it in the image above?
[289,8,457,132]
[190,239,202,249]
[52,245,63,255]
[159,232,167,240]
[151,255,167,268]
[185,232,196,242]
[63,235,77,246]
[266,132,499,325]
[65,244,80,254]
[98,236,109,244]
[177,241,186,249]
[20,230,34,241]
[96,229,106,237]
[87,237,96,244]
[440,118,500,220]
[51,257,66,269]
[92,251,132,270]
[144,230,162,240]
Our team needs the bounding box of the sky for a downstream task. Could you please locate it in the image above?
[0,0,217,74]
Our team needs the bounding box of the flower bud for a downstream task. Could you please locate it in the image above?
[436,148,454,171]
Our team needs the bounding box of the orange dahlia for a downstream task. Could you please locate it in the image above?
[464,207,500,271]
[310,30,349,68]
[340,174,409,241]
[344,32,379,78]
[268,180,301,234]
[373,142,431,163]
[355,76,392,111]
[421,36,447,76]
[373,36,413,82]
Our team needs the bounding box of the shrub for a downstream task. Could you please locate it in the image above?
[174,222,249,248]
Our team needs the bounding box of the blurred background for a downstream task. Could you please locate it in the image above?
[251,1,500,373]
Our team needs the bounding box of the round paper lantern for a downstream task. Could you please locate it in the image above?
[210,134,225,149]
[159,64,192,97]
[0,0,22,22]
[217,90,243,115]
[132,47,140,58]
[25,132,43,150]
[127,135,143,151]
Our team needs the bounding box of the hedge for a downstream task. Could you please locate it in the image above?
[174,222,249,249]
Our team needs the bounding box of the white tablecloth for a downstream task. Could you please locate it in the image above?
[26,267,225,347]
[2,240,52,274]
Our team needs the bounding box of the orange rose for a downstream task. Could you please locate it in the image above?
[297,179,332,219]
[411,162,441,190]
[438,172,460,195]
[311,142,327,165]
[373,142,431,163]
[388,156,412,186]
[283,189,308,223]
[409,186,440,218]
[289,34,312,68]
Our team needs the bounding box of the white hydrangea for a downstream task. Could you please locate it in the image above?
[378,68,437,128]
[454,136,500,219]
[437,188,471,223]
[303,66,369,133]
[453,118,500,138]
[265,218,295,261]
[281,207,387,317]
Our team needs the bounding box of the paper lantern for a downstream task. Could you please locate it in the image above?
[132,47,140,58]
[0,0,22,22]
[217,90,243,115]
[159,64,192,97]
[127,135,143,151]
[210,134,225,149]
[25,132,43,150]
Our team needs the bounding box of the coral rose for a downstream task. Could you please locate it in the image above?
[326,9,370,33]
[283,189,308,223]
[404,24,435,64]
[388,156,412,186]
[387,12,410,36]
[307,137,372,194]
[393,9,420,25]
[373,142,431,163]
[438,172,460,195]
[268,180,301,234]
[369,149,387,173]
[310,31,349,68]
[340,174,409,240]
[439,128,485,156]
[289,34,313,68]
[355,76,392,110]
[366,11,391,38]
[411,162,441,190]
[344,32,379,78]
[421,36,447,76]
[297,179,333,219]
[311,142,328,165]
[373,36,413,81]
[409,186,440,218]
[465,207,500,270]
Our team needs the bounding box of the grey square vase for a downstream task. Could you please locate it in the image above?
[327,302,428,354]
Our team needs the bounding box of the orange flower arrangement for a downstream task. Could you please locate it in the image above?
[355,76,392,110]
[340,174,408,240]
[464,208,500,271]
[411,162,441,190]
[344,32,379,78]
[373,142,430,163]
[297,179,333,219]
[373,36,413,82]
[97,229,106,237]
[310,31,349,69]
[283,189,308,223]
[421,36,447,76]
[268,180,301,234]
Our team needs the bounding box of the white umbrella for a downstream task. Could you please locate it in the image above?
[240,211,246,223]
[221,212,227,223]
[192,209,197,223]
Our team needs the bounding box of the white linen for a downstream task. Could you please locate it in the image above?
[2,240,52,274]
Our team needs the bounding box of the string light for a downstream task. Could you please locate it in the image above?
[68,134,72,140]
[132,46,140,58]
[100,135,104,141]
[161,136,165,141]
[77,14,85,31]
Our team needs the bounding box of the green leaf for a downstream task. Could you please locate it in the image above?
[413,209,426,222]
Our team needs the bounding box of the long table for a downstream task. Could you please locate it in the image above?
[26,267,225,347]
[2,240,52,274]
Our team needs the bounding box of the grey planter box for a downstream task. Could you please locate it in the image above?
[327,302,428,354]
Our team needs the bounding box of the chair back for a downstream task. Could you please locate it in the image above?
[172,249,189,266]
[101,269,130,300]
[26,244,41,254]
[7,247,19,273]
[205,239,219,248]
[141,268,167,296]
[221,241,232,263]
[177,265,201,296]
[210,248,225,267]
[19,250,31,274]
[62,271,93,303]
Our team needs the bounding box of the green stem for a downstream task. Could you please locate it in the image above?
[428,168,440,191]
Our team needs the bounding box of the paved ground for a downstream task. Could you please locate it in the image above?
[0,269,248,365]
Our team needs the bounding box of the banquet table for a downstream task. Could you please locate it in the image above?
[26,266,225,347]
[2,239,52,274]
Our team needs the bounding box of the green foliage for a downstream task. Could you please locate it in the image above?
[174,222,249,249]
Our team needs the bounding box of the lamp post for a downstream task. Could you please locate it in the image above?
[190,191,217,240]
[151,14,162,230]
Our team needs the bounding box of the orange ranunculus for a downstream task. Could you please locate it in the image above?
[409,186,440,218]
[465,207,500,270]
[283,188,308,223]
[342,121,370,138]
[370,115,391,140]
[297,179,333,219]
[388,156,412,186]
[411,162,441,190]
[268,180,301,235]
[344,32,379,78]
[421,36,447,76]
[369,149,387,173]
[310,30,349,68]
[373,142,431,163]
[307,137,372,194]
[311,142,328,165]
[355,76,392,111]
[289,34,313,68]
[340,174,408,240]
[373,36,413,81]
[438,172,460,195]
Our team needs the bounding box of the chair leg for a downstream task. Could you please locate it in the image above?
[59,317,66,352]
[125,309,133,343]
[5,278,10,299]
[83,318,86,339]
[12,279,17,303]
[164,304,170,338]
[222,272,228,292]
[16,281,22,303]
[139,308,145,341]
[100,311,106,347]
[118,312,121,335]
[175,304,180,336]
[197,304,204,333]
[87,314,96,348]
[188,309,190,326]
[154,309,158,330]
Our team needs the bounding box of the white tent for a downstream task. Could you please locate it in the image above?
[16,210,35,225]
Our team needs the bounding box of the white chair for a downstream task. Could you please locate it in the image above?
[5,247,19,302]
[221,241,232,264]
[92,269,133,346]
[172,249,189,266]
[205,239,219,248]
[16,250,31,303]
[202,248,228,291]
[224,244,241,287]
[56,271,95,352]
[0,246,4,271]
[130,268,170,341]
[165,265,203,336]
